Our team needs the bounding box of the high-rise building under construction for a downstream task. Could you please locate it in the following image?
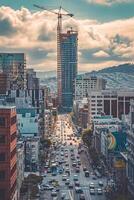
[57,29,78,111]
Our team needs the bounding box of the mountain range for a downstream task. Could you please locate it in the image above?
[36,63,134,90]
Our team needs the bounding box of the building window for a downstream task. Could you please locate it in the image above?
[0,135,5,144]
[0,117,5,127]
[11,132,16,142]
[0,189,5,200]
[0,153,5,162]
[0,171,5,181]
[11,116,16,125]
[91,100,95,102]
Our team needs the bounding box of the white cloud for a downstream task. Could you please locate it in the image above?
[87,0,133,6]
[0,6,133,71]
[93,50,110,57]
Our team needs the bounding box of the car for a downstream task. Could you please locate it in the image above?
[85,171,89,177]
[97,188,103,195]
[47,168,51,173]
[51,190,57,197]
[79,194,85,200]
[75,181,80,186]
[78,150,81,154]
[53,198,58,200]
[40,184,49,191]
[78,160,81,165]
[61,193,66,199]
[73,174,78,181]
[92,175,97,180]
[83,167,87,171]
[98,181,103,187]
[35,193,40,197]
[62,175,67,181]
[76,168,80,173]
[65,168,70,173]
[65,179,70,185]
[75,187,83,194]
[71,157,75,161]
[59,160,63,165]
[89,182,95,189]
[70,142,72,145]
[52,172,57,176]
[70,148,74,152]
[47,186,54,190]
[65,163,69,167]
[68,183,73,189]
[42,173,47,177]
[90,189,95,195]
[72,162,77,167]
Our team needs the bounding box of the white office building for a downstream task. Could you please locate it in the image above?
[75,75,106,100]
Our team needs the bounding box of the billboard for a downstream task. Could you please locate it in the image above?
[107,131,126,152]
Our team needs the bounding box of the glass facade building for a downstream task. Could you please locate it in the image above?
[57,30,78,112]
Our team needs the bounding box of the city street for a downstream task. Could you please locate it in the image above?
[39,114,107,200]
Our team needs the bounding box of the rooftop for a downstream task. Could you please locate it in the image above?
[0,105,16,109]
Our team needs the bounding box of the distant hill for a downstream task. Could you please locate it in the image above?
[36,70,86,80]
[36,70,56,80]
[96,63,134,74]
[83,63,134,89]
[35,63,134,90]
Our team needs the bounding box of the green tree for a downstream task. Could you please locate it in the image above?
[40,138,52,148]
[82,128,93,149]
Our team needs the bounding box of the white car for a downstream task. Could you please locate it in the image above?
[97,188,103,195]
[89,182,95,189]
[90,189,95,195]
[98,181,103,187]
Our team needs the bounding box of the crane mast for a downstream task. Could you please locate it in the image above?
[34,4,74,107]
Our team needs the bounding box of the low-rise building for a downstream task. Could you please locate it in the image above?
[93,115,121,157]
[17,108,39,137]
[24,137,39,172]
[93,115,127,188]
[73,98,88,129]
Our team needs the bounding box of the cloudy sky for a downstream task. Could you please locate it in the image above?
[0,0,134,72]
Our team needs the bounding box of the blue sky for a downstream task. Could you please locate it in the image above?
[1,0,134,21]
[0,0,134,71]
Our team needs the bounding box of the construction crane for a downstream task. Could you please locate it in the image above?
[33,4,73,34]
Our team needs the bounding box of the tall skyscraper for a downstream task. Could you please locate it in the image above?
[0,53,26,91]
[0,106,17,200]
[57,29,78,111]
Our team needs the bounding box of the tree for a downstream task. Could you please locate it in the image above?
[82,128,93,149]
[20,174,43,199]
[40,138,52,148]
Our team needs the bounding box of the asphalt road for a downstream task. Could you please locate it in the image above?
[39,114,106,200]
